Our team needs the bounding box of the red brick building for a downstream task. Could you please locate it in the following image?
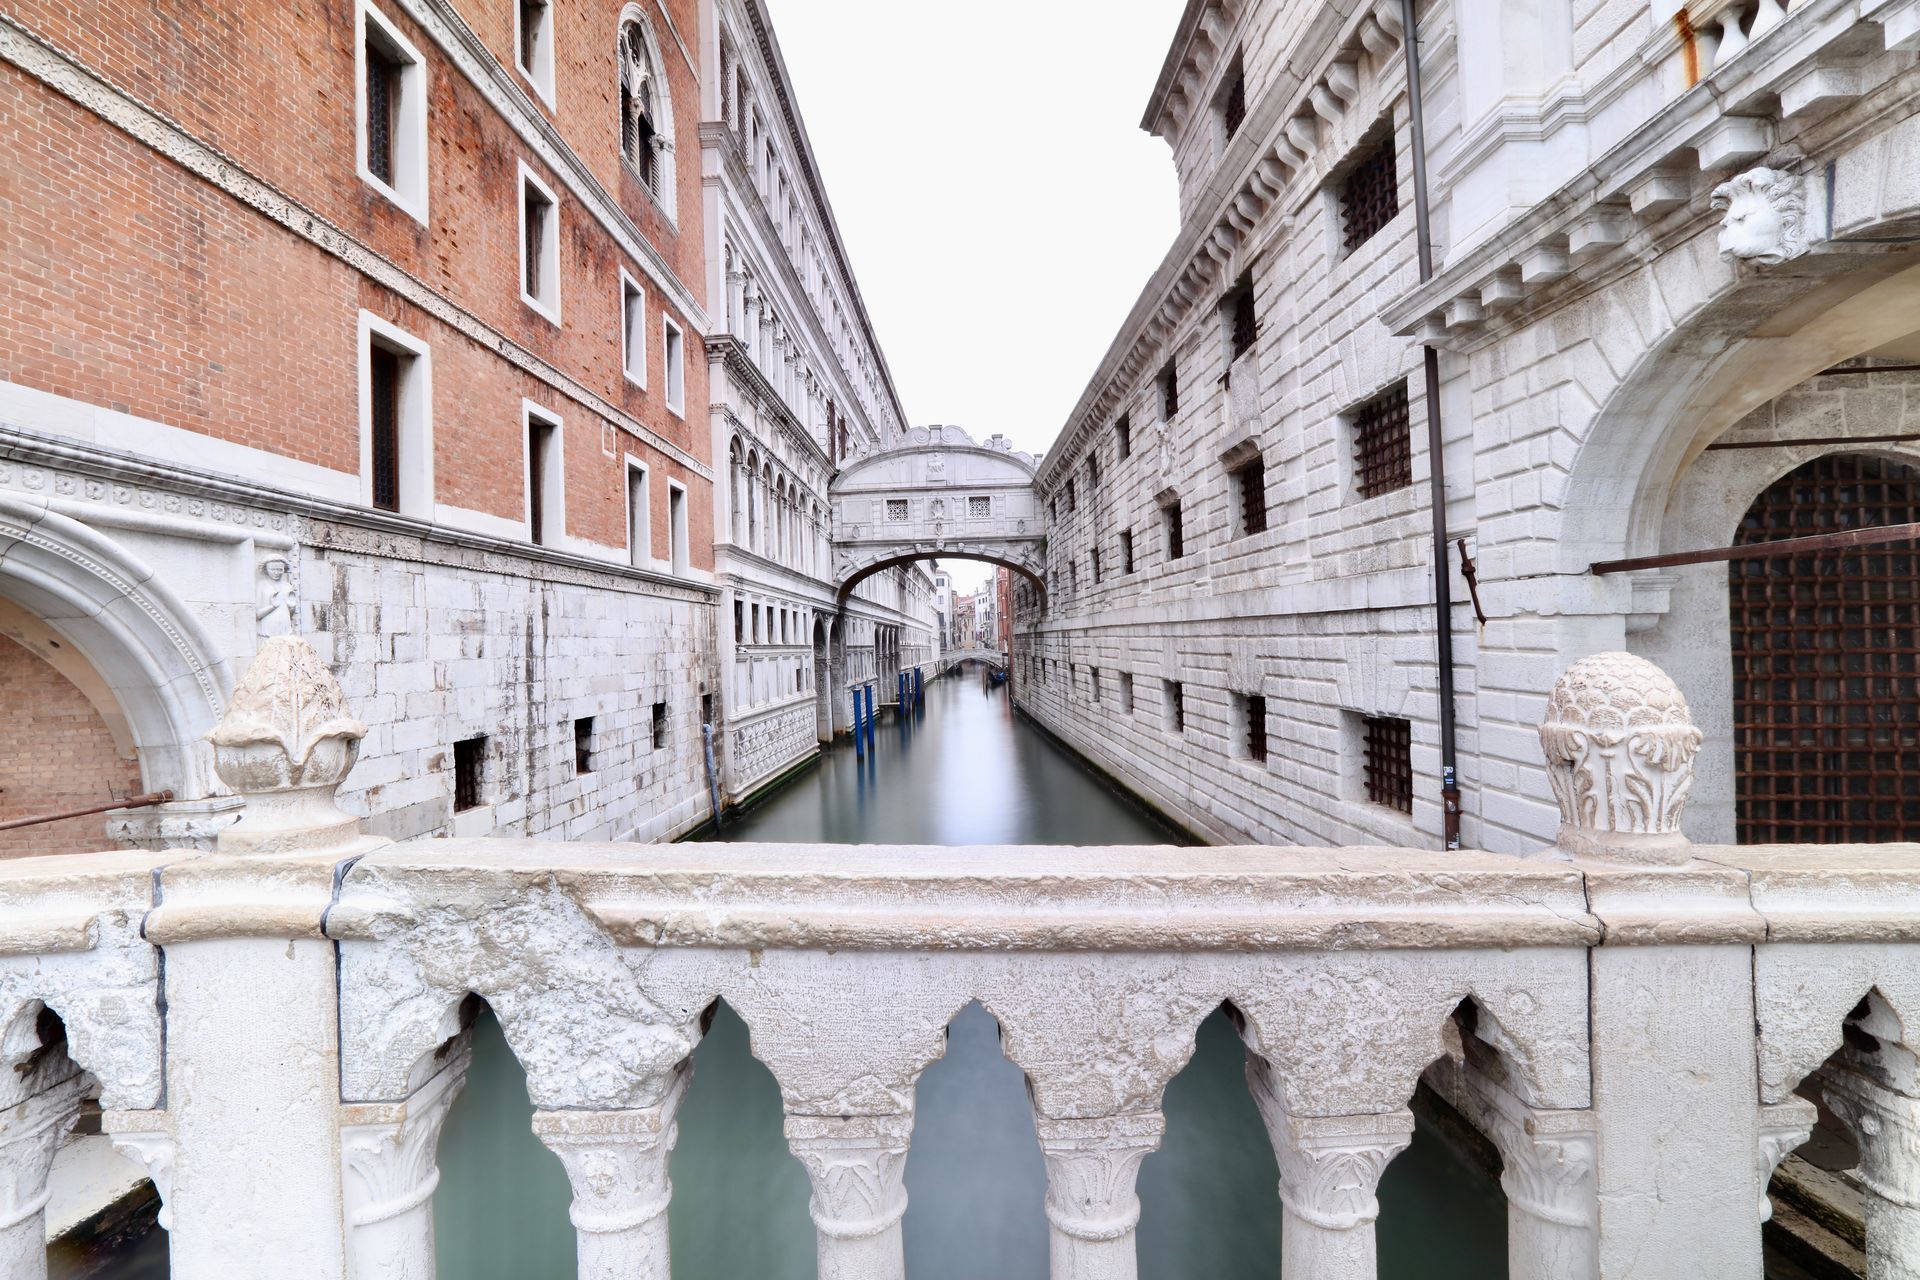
[1,0,725,848]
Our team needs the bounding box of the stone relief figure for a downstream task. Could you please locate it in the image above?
[1710,166,1807,265]
[255,555,296,638]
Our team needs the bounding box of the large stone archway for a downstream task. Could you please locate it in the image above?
[829,426,1046,606]
[0,494,236,819]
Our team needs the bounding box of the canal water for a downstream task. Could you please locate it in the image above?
[82,670,1511,1278]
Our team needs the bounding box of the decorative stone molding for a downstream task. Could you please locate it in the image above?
[1249,1057,1412,1230]
[1755,1097,1817,1224]
[785,1112,913,1241]
[1032,1111,1165,1244]
[1539,652,1702,863]
[102,1112,176,1230]
[207,634,371,858]
[1711,167,1809,265]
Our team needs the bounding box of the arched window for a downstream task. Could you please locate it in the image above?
[619,13,673,203]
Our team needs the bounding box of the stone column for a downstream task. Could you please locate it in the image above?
[133,635,386,1280]
[785,1112,912,1280]
[1248,1058,1412,1280]
[339,1043,470,1280]
[0,1065,87,1280]
[532,1065,689,1280]
[1032,1112,1164,1280]
[1822,1068,1920,1278]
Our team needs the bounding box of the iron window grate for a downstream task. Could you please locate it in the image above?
[1120,530,1135,575]
[1222,71,1247,139]
[1235,456,1268,536]
[1229,278,1256,361]
[365,40,399,186]
[1731,452,1920,843]
[1340,135,1399,253]
[453,737,485,812]
[1245,694,1268,763]
[1116,415,1132,460]
[1161,362,1180,419]
[574,717,594,774]
[651,701,668,750]
[369,346,400,512]
[1352,381,1412,499]
[1362,715,1413,813]
[1168,681,1185,734]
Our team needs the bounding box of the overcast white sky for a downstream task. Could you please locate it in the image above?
[763,0,1185,592]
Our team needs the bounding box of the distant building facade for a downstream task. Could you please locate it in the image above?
[1017,0,1920,853]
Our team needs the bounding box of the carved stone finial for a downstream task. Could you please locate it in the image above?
[1539,652,1702,863]
[1711,166,1808,265]
[207,635,369,857]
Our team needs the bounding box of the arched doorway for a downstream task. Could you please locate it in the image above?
[1730,453,1920,843]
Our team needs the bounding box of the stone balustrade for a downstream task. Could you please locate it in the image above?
[0,641,1917,1280]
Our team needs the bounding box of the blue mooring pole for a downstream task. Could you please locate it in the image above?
[852,690,865,759]
[898,671,906,712]
[864,684,876,749]
[914,666,923,706]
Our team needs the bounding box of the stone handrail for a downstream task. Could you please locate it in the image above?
[0,640,1916,1280]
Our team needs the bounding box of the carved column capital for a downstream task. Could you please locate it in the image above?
[340,1048,469,1228]
[1033,1111,1165,1243]
[0,1070,87,1237]
[1822,1068,1920,1210]
[784,1112,912,1240]
[1250,1058,1411,1230]
[1755,1097,1817,1223]
[532,1075,687,1238]
[1500,1122,1599,1229]
[102,1110,177,1230]
[1539,652,1701,863]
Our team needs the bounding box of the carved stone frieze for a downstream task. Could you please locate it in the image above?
[1539,652,1702,862]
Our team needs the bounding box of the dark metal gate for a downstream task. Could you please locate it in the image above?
[1731,453,1920,842]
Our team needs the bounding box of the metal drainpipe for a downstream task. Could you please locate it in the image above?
[1400,0,1462,850]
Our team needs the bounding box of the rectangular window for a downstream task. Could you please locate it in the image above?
[1070,563,1079,594]
[1160,360,1179,419]
[1120,529,1134,575]
[1116,414,1132,460]
[360,312,431,518]
[734,599,744,643]
[1351,381,1413,499]
[1362,714,1414,813]
[1165,500,1185,560]
[1233,455,1268,536]
[453,736,485,812]
[357,1,427,221]
[968,495,991,518]
[1087,453,1101,490]
[1091,668,1102,703]
[1226,272,1256,361]
[651,700,669,750]
[1119,672,1134,715]
[886,499,910,522]
[626,461,650,568]
[1066,479,1078,514]
[574,717,595,773]
[525,405,561,545]
[368,345,401,513]
[620,273,646,387]
[1166,680,1185,734]
[667,481,688,575]
[661,315,686,414]
[515,0,554,106]
[1220,60,1247,141]
[1091,548,1102,584]
[1340,130,1399,254]
[519,165,560,320]
[1240,694,1269,764]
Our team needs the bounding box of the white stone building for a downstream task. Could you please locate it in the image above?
[702,0,938,802]
[1017,0,1920,855]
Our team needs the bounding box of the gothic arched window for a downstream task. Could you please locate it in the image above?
[619,14,673,202]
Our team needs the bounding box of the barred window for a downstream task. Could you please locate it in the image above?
[365,37,399,185]
[1232,455,1267,536]
[1225,272,1256,361]
[1160,360,1180,419]
[1115,414,1132,460]
[1221,66,1247,140]
[1166,680,1185,734]
[1340,131,1399,253]
[651,700,669,750]
[1362,715,1413,813]
[1240,694,1268,764]
[1066,479,1078,513]
[1350,381,1412,499]
[1087,453,1101,490]
[453,736,485,812]
[368,345,401,513]
[1119,672,1135,714]
[968,495,991,518]
[1164,500,1185,560]
[1091,668,1102,703]
[574,717,595,774]
[886,499,909,521]
[1091,548,1102,584]
[1120,529,1134,574]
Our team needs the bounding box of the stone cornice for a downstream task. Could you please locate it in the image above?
[0,427,717,601]
[0,14,713,483]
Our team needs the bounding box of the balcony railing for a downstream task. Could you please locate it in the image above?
[0,639,1916,1279]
